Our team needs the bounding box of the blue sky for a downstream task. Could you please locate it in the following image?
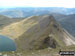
[0,0,75,8]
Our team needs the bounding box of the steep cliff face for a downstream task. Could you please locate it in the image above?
[0,15,75,51]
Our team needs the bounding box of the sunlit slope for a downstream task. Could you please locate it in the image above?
[0,16,39,39]
[0,15,75,50]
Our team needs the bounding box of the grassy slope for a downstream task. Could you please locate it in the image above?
[0,15,23,29]
[0,15,75,56]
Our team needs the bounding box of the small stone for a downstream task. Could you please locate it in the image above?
[48,47,51,49]
[32,52,34,55]
[3,54,8,56]
[0,53,2,55]
[38,50,41,52]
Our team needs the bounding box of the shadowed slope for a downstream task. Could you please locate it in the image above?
[0,15,23,29]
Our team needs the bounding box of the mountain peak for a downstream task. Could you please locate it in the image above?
[0,15,75,50]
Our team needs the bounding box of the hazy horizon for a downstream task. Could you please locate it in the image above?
[0,7,75,9]
[0,0,75,8]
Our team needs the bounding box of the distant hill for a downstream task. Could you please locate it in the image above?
[0,7,75,18]
[58,14,75,37]
[0,15,75,50]
[52,13,67,21]
[52,13,75,37]
[0,15,23,29]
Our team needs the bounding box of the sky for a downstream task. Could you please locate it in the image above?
[0,0,75,8]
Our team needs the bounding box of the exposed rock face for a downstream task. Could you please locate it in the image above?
[41,36,57,49]
[0,15,75,51]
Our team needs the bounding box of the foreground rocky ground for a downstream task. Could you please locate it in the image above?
[1,46,75,56]
[1,48,59,56]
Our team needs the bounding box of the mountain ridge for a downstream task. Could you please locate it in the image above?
[0,15,75,51]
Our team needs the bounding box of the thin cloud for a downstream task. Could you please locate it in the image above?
[0,0,75,8]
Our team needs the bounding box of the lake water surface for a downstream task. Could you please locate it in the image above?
[0,35,16,52]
